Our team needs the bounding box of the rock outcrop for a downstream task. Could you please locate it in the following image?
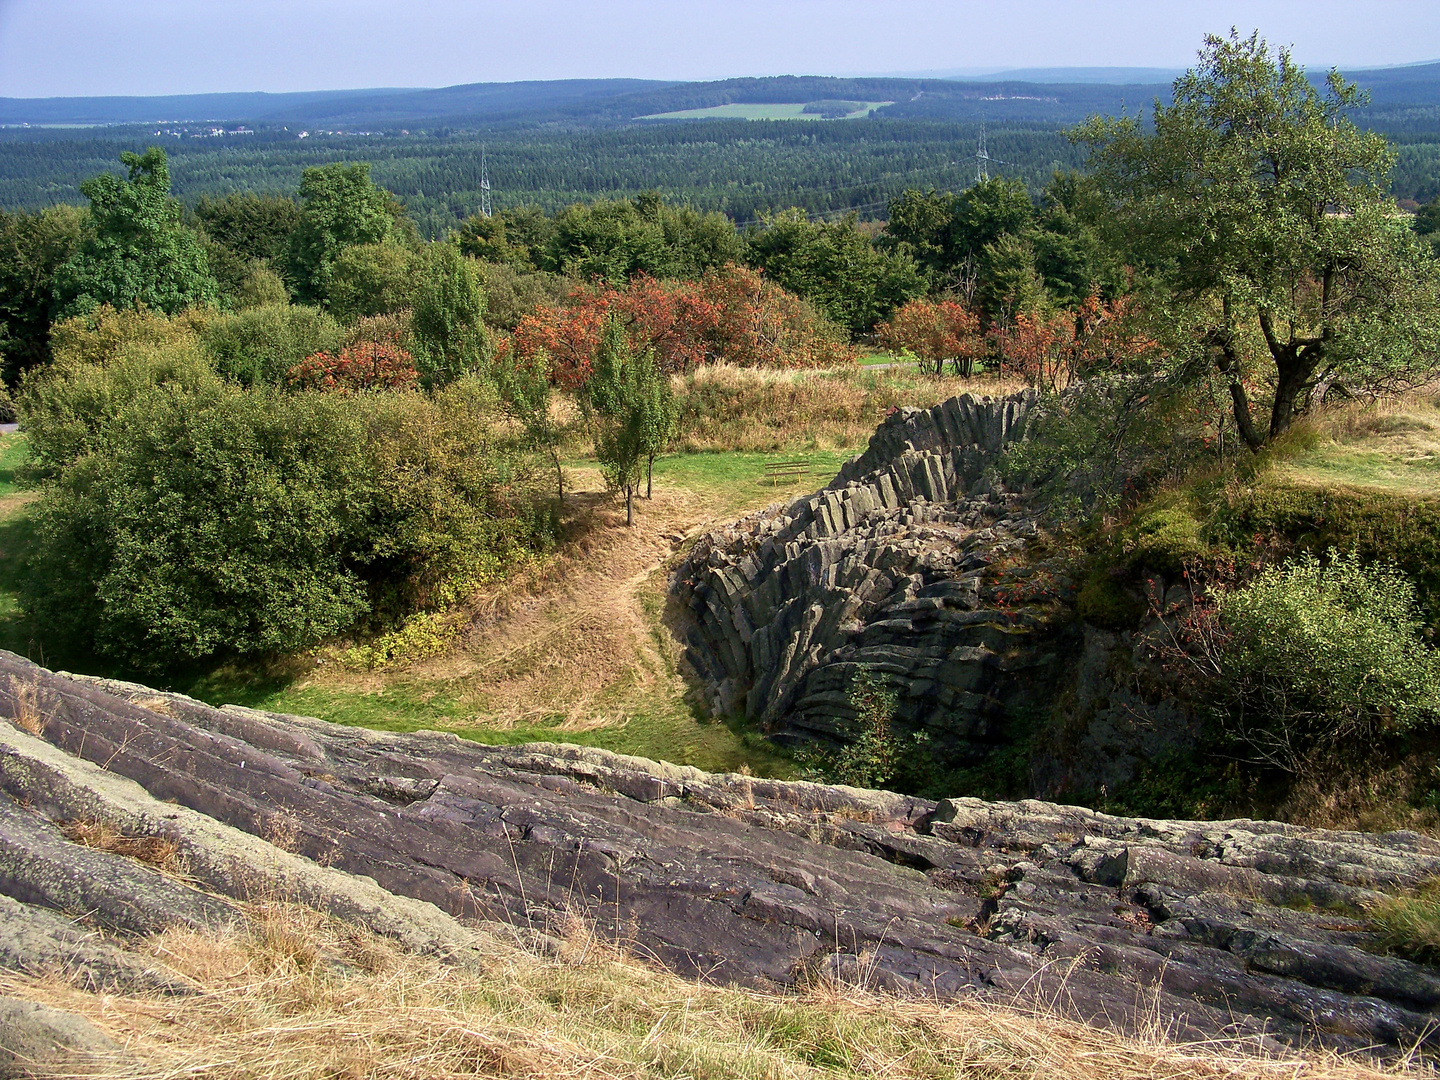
[669,390,1199,791]
[671,391,1082,762]
[0,651,1437,1059]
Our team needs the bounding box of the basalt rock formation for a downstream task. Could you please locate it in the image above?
[0,651,1437,1062]
[669,390,1193,792]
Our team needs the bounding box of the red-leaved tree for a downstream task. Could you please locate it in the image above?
[877,298,985,376]
[508,265,855,388]
[287,341,419,391]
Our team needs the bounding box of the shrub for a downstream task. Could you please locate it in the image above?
[20,309,222,472]
[22,381,552,670]
[287,342,418,391]
[1202,551,1440,772]
[200,303,342,386]
[1207,481,1440,616]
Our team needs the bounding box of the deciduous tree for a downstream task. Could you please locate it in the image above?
[1078,30,1440,447]
[52,148,218,320]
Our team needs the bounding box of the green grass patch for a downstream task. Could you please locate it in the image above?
[1367,879,1440,966]
[186,664,792,776]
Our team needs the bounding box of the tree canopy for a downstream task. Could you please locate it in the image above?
[1078,30,1440,446]
[51,148,218,320]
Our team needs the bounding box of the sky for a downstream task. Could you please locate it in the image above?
[1,0,1438,98]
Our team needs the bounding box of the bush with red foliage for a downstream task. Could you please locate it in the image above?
[989,294,1161,391]
[287,341,420,391]
[504,265,854,389]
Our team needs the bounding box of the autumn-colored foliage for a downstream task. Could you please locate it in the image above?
[504,265,854,389]
[877,298,985,375]
[287,341,419,391]
[990,295,1160,391]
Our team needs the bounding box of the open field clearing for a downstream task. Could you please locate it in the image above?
[636,101,893,121]
[1275,393,1440,498]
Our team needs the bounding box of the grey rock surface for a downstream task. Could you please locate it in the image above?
[0,995,118,1079]
[0,652,1435,1057]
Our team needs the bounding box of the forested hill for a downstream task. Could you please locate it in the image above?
[3,62,1440,130]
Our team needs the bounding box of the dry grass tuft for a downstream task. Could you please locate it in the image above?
[58,818,185,874]
[0,900,1415,1080]
[10,680,46,737]
[1367,878,1440,967]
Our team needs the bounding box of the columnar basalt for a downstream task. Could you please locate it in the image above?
[671,390,1076,762]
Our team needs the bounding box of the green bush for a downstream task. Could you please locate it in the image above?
[1208,481,1440,615]
[19,313,222,473]
[1120,495,1211,576]
[1210,551,1440,771]
[22,380,553,670]
[200,303,341,385]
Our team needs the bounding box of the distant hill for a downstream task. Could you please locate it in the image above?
[2,62,1438,131]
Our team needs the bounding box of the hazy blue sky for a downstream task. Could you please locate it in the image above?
[1,0,1437,98]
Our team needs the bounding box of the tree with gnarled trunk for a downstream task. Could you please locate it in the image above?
[1077,30,1440,449]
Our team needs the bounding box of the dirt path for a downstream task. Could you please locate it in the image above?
[301,464,775,735]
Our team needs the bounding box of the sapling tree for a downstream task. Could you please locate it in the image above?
[497,344,565,502]
[585,316,651,526]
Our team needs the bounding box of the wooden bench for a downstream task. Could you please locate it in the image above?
[762,459,810,486]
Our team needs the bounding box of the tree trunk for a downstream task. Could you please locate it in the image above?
[625,484,634,527]
[646,455,654,499]
[553,452,564,504]
[1207,312,1266,452]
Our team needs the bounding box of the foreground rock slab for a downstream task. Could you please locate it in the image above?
[0,651,1436,1057]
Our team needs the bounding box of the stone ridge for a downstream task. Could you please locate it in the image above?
[670,389,1065,758]
[0,652,1437,1057]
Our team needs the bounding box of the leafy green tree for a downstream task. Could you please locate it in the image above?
[52,148,218,320]
[287,163,401,306]
[976,233,1048,321]
[195,192,302,305]
[456,205,556,272]
[325,241,416,323]
[746,210,924,334]
[883,188,961,281]
[1078,31,1440,447]
[195,192,301,267]
[635,349,677,499]
[0,204,83,382]
[540,194,742,284]
[950,178,1035,261]
[410,244,489,385]
[1414,196,1440,256]
[496,345,565,501]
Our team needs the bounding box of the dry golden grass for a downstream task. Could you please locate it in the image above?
[668,364,1026,453]
[1275,390,1440,498]
[10,679,45,737]
[1,901,1415,1080]
[58,817,184,874]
